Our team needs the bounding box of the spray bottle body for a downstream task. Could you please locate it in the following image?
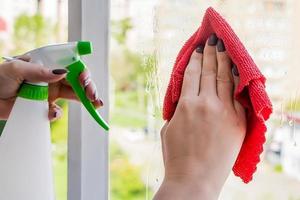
[0,42,78,199]
[0,41,109,199]
[0,96,54,200]
[0,42,83,199]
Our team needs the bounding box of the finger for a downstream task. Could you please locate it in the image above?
[62,82,103,107]
[79,70,91,88]
[85,81,99,102]
[76,70,103,107]
[232,64,244,114]
[93,98,104,108]
[200,33,218,96]
[48,82,77,104]
[180,45,204,97]
[216,39,234,106]
[12,60,67,83]
[48,103,63,121]
[60,82,103,108]
[60,78,70,86]
[59,85,78,100]
[14,55,31,62]
[48,79,103,109]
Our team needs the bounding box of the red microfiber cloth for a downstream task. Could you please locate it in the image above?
[163,7,273,183]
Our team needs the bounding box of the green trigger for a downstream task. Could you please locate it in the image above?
[66,60,109,131]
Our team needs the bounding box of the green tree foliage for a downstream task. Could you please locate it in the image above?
[111,17,133,46]
[110,143,147,200]
[110,17,160,128]
[13,14,53,54]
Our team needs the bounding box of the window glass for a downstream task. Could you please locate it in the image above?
[110,0,300,199]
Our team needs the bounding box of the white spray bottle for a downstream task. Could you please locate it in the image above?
[0,41,109,200]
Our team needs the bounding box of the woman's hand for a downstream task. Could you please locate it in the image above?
[155,34,246,200]
[0,56,103,120]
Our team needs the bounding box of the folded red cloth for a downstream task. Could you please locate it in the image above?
[163,7,272,183]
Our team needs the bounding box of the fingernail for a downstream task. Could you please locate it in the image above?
[83,77,91,88]
[195,45,204,53]
[54,111,57,118]
[208,33,218,46]
[99,99,104,106]
[232,64,239,76]
[53,109,62,119]
[217,39,225,52]
[52,69,67,75]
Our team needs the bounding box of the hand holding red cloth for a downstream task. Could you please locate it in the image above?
[163,7,272,183]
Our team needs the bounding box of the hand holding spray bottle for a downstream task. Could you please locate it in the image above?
[0,41,109,200]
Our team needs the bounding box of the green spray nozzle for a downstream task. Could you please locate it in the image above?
[9,41,109,131]
[65,41,109,131]
[66,59,109,131]
[77,41,92,55]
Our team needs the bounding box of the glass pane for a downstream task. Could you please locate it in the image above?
[0,1,68,200]
[110,0,300,199]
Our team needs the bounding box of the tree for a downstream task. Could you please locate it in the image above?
[13,14,53,55]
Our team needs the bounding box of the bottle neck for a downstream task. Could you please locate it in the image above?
[18,83,48,101]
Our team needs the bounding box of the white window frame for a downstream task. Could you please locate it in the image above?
[68,0,110,200]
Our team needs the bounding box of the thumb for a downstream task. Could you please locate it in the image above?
[13,60,67,83]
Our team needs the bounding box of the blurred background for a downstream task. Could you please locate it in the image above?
[1,0,300,199]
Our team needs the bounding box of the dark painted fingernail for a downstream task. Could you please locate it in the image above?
[99,99,104,106]
[52,69,67,75]
[217,39,225,52]
[53,111,58,118]
[232,64,239,76]
[195,45,204,53]
[208,33,218,46]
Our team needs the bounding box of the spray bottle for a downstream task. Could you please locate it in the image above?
[0,41,109,200]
